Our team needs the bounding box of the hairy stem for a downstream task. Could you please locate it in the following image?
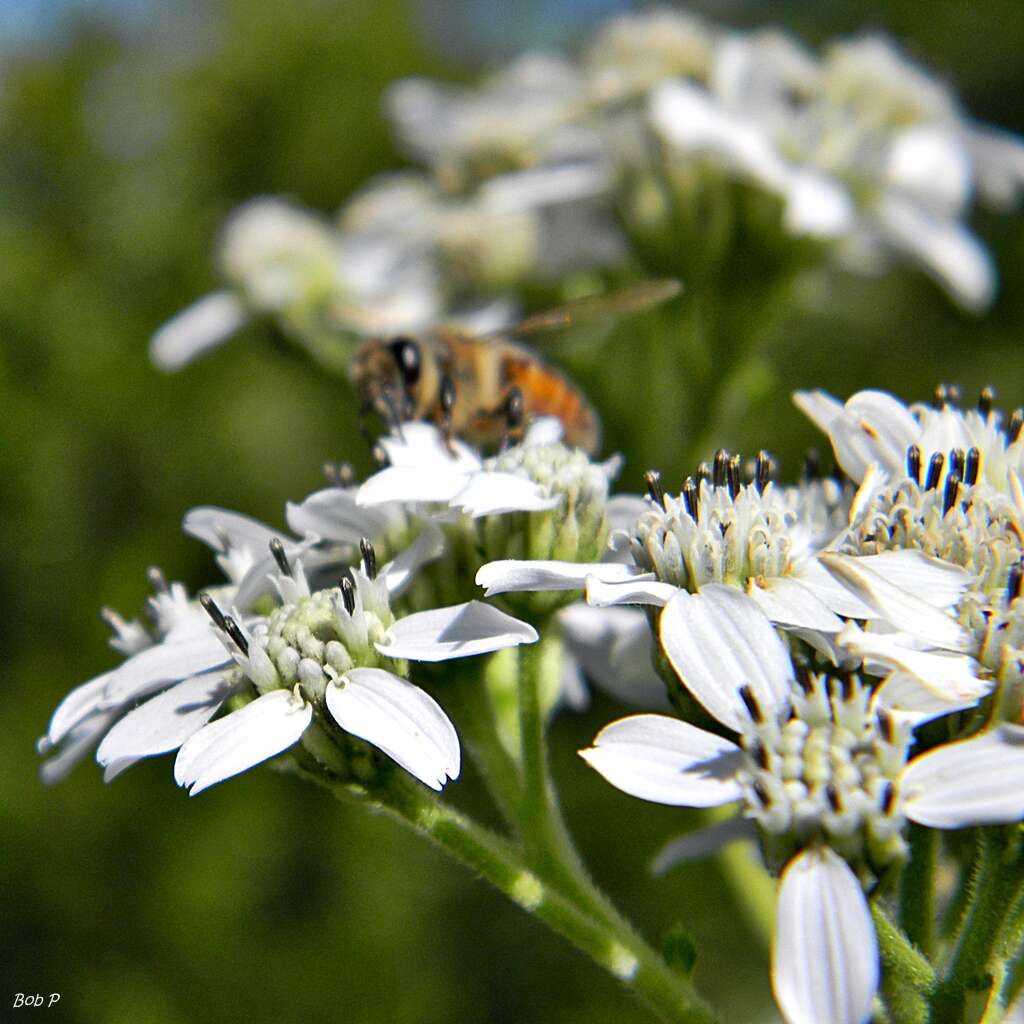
[872,903,934,1024]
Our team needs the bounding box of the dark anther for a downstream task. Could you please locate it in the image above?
[965,447,981,487]
[696,461,712,485]
[387,337,422,388]
[371,443,388,467]
[749,740,769,770]
[876,707,895,744]
[752,779,772,807]
[682,476,699,520]
[221,615,249,655]
[269,538,292,577]
[199,592,228,631]
[359,537,377,580]
[645,470,666,506]
[146,566,169,594]
[942,473,961,516]
[924,451,945,491]
[727,454,741,498]
[882,781,897,816]
[712,449,729,488]
[934,383,959,409]
[1010,409,1024,444]
[340,578,356,616]
[1007,560,1024,603]
[738,684,763,724]
[978,387,995,418]
[801,448,820,482]
[826,783,843,813]
[949,448,966,482]
[906,444,922,484]
[755,451,772,494]
[792,658,813,693]
[840,674,855,702]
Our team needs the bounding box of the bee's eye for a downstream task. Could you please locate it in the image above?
[387,337,421,388]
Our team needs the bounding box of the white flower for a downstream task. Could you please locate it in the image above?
[794,386,1024,493]
[79,556,536,795]
[150,195,442,371]
[478,453,869,636]
[582,585,1024,1024]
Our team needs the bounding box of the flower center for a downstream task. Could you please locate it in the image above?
[737,673,910,869]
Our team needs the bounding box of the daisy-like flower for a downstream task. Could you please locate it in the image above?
[794,385,1024,495]
[149,196,440,371]
[58,544,537,795]
[479,450,870,636]
[582,585,1024,1024]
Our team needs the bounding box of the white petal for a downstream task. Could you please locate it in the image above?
[784,170,854,238]
[377,421,480,472]
[380,523,446,596]
[174,690,312,796]
[773,848,878,1024]
[149,291,246,371]
[356,465,469,506]
[45,672,115,746]
[580,714,743,806]
[848,550,973,611]
[792,389,845,439]
[40,710,120,784]
[285,487,396,543]
[903,725,1024,828]
[101,629,231,708]
[873,672,980,727]
[820,553,972,652]
[792,559,876,619]
[378,601,538,662]
[745,576,843,632]
[651,817,756,875]
[876,196,995,312]
[96,671,237,779]
[326,669,459,790]
[660,586,793,731]
[585,575,678,607]
[558,603,669,709]
[476,559,650,596]
[837,623,989,703]
[451,472,561,517]
[183,505,282,557]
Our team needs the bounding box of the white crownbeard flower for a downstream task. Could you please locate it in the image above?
[794,386,1024,494]
[583,585,1024,1024]
[89,560,535,796]
[150,195,443,371]
[38,570,235,783]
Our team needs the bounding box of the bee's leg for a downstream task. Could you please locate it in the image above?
[499,387,525,452]
[438,374,458,454]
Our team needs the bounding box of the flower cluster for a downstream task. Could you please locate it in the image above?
[150,10,1024,375]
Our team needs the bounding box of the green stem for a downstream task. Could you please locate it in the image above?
[872,903,934,1024]
[979,886,1024,1022]
[900,825,937,959]
[716,834,776,952]
[931,828,1023,1023]
[308,766,718,1024]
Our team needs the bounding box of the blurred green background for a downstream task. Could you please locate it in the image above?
[4,2,1024,1022]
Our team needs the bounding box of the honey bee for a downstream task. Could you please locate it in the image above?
[349,279,681,454]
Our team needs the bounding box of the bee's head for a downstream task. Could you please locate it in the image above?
[350,335,423,427]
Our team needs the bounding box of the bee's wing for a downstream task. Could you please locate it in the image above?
[500,279,682,339]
